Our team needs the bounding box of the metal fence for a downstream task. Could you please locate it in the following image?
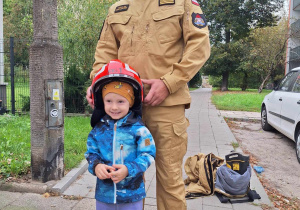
[0,37,30,114]
[0,37,89,115]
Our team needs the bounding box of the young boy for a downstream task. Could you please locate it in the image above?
[85,60,156,210]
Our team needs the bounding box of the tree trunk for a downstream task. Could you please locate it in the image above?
[241,72,248,91]
[30,0,64,182]
[221,71,229,91]
[220,29,231,91]
[225,29,230,44]
[258,71,272,93]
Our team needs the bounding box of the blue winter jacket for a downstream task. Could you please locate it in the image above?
[85,111,156,204]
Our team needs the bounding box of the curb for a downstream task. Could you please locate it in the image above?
[223,116,261,122]
[0,160,88,195]
[0,179,56,194]
[218,111,261,122]
[51,159,88,194]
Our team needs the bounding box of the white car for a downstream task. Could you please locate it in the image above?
[261,67,300,163]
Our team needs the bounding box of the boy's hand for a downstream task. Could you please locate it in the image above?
[95,164,115,180]
[110,164,129,184]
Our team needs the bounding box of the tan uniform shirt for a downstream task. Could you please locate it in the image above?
[91,0,210,107]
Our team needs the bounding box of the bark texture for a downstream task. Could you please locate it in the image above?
[29,0,64,182]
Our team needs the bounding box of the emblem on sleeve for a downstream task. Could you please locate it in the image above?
[192,13,207,29]
[145,138,151,146]
[191,0,199,6]
[115,4,129,13]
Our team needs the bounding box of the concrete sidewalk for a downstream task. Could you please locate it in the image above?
[0,88,271,210]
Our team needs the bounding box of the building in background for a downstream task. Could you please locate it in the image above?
[287,0,300,72]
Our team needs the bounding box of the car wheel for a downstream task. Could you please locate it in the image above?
[261,106,273,131]
[296,130,300,164]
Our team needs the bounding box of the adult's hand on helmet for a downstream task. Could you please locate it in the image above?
[142,79,169,106]
[86,85,94,109]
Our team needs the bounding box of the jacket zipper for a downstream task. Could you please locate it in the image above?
[113,123,117,204]
[120,144,124,164]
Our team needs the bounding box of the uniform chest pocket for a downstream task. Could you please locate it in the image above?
[152,7,184,44]
[108,14,132,45]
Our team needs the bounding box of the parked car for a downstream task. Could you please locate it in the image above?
[261,67,300,163]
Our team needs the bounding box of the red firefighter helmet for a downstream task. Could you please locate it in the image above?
[91,60,143,110]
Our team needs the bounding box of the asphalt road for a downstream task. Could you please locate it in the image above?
[226,119,300,209]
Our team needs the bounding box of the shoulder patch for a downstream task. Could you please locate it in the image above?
[159,0,175,6]
[192,13,207,29]
[115,4,129,13]
[191,0,199,6]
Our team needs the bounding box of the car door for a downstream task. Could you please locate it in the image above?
[267,91,283,129]
[280,71,300,140]
[267,72,297,129]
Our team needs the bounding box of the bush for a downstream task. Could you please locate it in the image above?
[209,73,262,90]
[208,75,222,88]
[64,64,90,113]
[229,72,261,90]
[20,95,30,111]
[189,71,202,88]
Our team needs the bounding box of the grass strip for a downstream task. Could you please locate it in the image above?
[0,114,91,179]
[211,88,272,112]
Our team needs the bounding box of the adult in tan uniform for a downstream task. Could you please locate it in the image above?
[86,0,210,209]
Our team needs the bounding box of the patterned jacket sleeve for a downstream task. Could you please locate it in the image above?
[124,125,156,179]
[85,128,104,176]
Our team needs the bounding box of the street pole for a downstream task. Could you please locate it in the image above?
[0,0,7,111]
[0,0,4,84]
[29,0,64,182]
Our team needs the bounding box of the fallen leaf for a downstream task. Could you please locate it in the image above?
[43,192,50,198]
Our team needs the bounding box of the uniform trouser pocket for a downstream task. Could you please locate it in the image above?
[142,105,189,167]
[143,105,189,210]
[171,118,189,164]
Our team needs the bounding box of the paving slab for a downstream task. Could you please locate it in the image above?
[72,198,95,210]
[0,191,22,209]
[3,193,78,210]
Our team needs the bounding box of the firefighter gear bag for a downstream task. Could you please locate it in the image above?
[215,164,251,197]
[225,152,249,175]
[215,160,261,203]
[184,153,224,198]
